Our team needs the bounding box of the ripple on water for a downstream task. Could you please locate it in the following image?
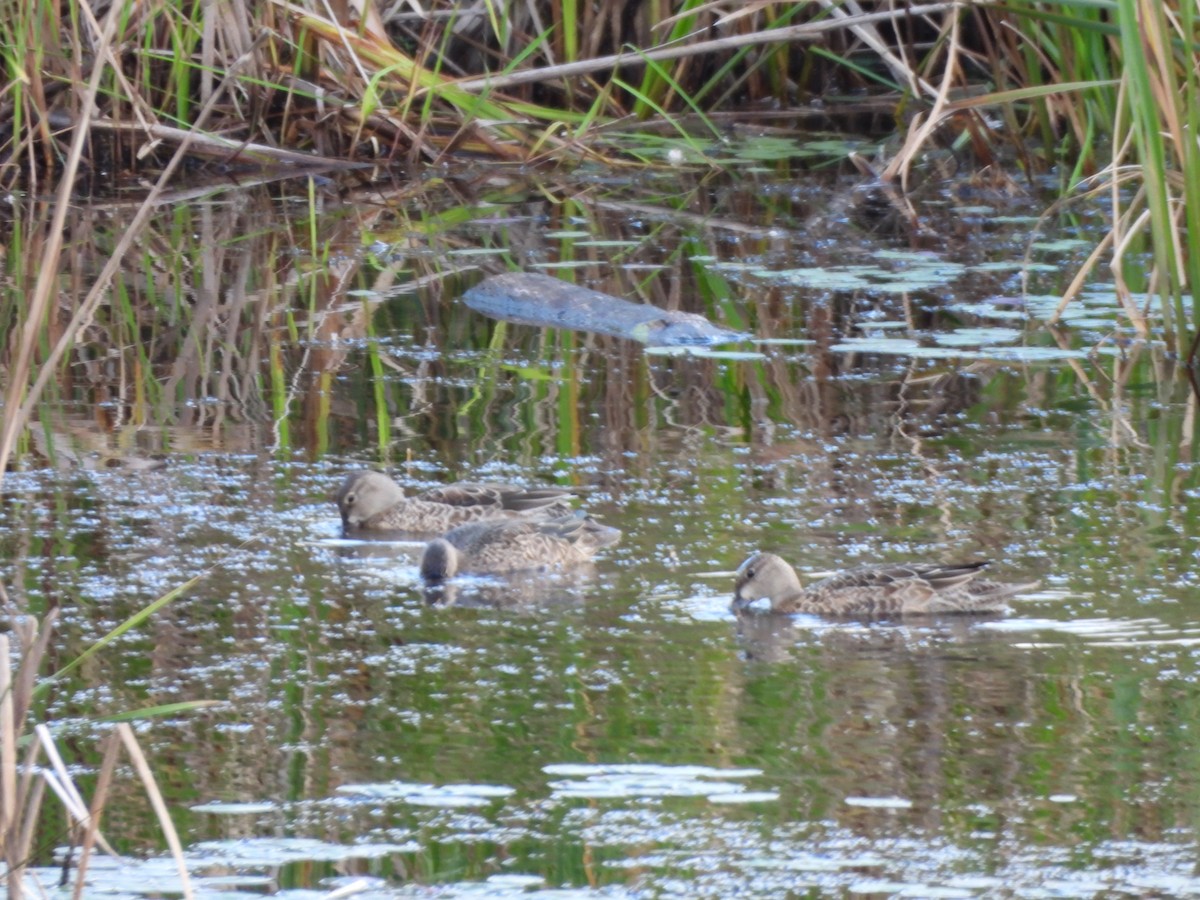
[981,614,1200,649]
[543,762,776,803]
[190,801,276,815]
[337,781,516,808]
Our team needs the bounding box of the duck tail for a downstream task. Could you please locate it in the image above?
[581,517,622,550]
[965,578,1041,611]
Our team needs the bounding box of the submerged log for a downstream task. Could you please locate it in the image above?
[462,272,746,346]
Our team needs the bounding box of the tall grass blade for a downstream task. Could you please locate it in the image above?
[43,572,208,688]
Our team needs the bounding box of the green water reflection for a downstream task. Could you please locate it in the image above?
[4,163,1200,897]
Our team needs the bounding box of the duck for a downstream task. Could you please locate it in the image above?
[335,469,573,533]
[732,551,1038,616]
[420,513,621,580]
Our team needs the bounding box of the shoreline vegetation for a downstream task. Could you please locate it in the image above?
[2,1,1135,177]
[0,6,1189,517]
[2,3,1199,895]
[1,1,1193,339]
[0,1,1192,400]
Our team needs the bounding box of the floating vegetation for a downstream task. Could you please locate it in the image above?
[190,836,410,866]
[829,337,923,355]
[191,801,277,815]
[751,256,979,295]
[829,333,1098,362]
[1031,239,1095,253]
[756,266,879,292]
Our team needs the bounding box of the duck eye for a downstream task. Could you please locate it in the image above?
[345,492,356,504]
[745,568,755,579]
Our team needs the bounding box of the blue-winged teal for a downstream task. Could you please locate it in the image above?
[336,469,573,533]
[733,552,1038,616]
[421,514,621,580]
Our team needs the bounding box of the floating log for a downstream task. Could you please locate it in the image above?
[462,272,746,346]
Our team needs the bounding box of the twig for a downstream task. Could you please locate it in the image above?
[879,1,963,187]
[1,636,16,857]
[70,731,122,900]
[34,726,120,858]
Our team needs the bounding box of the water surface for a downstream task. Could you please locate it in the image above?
[5,147,1200,898]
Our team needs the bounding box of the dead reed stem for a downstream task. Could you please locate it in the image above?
[2,8,290,482]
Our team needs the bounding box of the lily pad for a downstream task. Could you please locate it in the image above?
[191,801,276,815]
[544,762,768,802]
[573,239,642,248]
[1032,239,1093,252]
[991,346,1090,361]
[529,260,605,270]
[445,247,510,258]
[336,780,515,807]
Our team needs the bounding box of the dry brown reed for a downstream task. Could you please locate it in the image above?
[1,612,197,899]
[0,0,1006,187]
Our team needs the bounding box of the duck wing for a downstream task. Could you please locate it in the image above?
[445,514,620,569]
[815,561,990,593]
[531,514,622,550]
[420,482,571,513]
[436,516,583,574]
[799,561,994,615]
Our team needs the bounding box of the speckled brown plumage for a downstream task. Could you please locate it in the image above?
[335,469,573,533]
[421,514,622,580]
[733,552,1038,616]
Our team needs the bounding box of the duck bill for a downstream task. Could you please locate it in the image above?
[731,590,751,612]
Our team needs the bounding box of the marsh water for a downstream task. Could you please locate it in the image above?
[7,141,1200,897]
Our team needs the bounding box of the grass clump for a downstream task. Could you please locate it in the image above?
[1,1,1019,185]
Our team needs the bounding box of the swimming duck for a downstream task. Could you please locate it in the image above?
[733,552,1038,616]
[336,469,573,533]
[421,514,621,580]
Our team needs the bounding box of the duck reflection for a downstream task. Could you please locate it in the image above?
[421,565,601,609]
[730,610,1036,833]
